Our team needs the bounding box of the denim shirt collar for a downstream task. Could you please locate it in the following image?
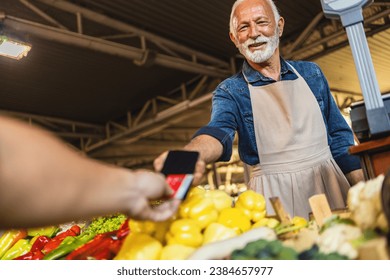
[242,57,295,84]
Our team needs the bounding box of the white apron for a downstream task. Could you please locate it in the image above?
[245,64,350,218]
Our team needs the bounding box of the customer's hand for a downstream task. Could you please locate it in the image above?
[127,170,180,221]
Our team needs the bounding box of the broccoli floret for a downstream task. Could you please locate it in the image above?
[84,214,127,234]
[299,245,349,260]
[232,239,298,260]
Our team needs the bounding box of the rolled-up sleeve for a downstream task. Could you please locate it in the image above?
[193,126,233,161]
[192,85,238,161]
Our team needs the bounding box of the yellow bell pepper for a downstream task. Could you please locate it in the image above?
[187,187,233,212]
[251,217,280,229]
[235,190,266,223]
[160,244,196,260]
[114,233,162,260]
[275,216,308,235]
[217,208,251,233]
[0,229,27,259]
[267,218,280,228]
[165,219,203,247]
[187,186,206,198]
[203,190,233,212]
[153,219,173,244]
[129,219,156,235]
[128,218,173,245]
[292,216,308,228]
[1,239,31,260]
[179,195,218,229]
[252,218,270,229]
[202,222,238,245]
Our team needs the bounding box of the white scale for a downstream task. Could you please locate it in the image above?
[320,0,390,137]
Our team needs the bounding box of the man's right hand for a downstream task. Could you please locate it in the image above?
[153,150,206,185]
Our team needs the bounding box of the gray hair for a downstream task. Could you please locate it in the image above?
[229,0,281,39]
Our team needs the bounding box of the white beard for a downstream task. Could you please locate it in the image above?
[238,28,280,63]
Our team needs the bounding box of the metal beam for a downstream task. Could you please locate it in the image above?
[56,132,104,139]
[283,6,390,60]
[0,109,105,146]
[74,74,216,154]
[2,15,230,78]
[285,12,324,54]
[330,88,363,97]
[110,156,157,168]
[0,109,104,130]
[19,0,68,30]
[35,0,229,68]
[304,23,390,61]
[110,138,191,147]
[84,101,210,153]
[114,109,204,146]
[160,127,203,134]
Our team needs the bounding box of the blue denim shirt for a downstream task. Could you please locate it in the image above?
[193,58,361,174]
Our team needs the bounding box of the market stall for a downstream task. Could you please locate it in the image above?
[1,0,389,262]
[0,172,389,260]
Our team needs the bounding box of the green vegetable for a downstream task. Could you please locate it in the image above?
[319,215,355,234]
[231,239,298,260]
[43,233,95,260]
[27,226,58,238]
[1,239,31,260]
[350,229,379,248]
[298,245,348,260]
[84,214,127,235]
[0,229,27,259]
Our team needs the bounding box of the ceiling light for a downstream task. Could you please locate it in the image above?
[0,35,31,60]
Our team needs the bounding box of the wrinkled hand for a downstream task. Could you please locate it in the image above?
[128,170,180,221]
[153,150,206,185]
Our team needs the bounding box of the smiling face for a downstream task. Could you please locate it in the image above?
[230,0,284,64]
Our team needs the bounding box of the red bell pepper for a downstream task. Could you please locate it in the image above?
[31,236,51,252]
[65,232,112,260]
[108,238,123,256]
[84,237,115,260]
[43,233,95,260]
[42,225,80,254]
[65,220,129,260]
[14,235,51,260]
[89,238,120,260]
[70,237,122,260]
[116,219,130,239]
[14,250,45,260]
[90,247,112,260]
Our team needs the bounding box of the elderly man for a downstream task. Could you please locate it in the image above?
[155,0,363,218]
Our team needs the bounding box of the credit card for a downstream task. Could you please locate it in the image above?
[161,150,199,200]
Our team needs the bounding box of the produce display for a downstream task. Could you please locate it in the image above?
[114,188,285,260]
[0,175,389,260]
[0,214,129,260]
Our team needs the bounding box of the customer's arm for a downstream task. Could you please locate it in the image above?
[0,116,178,229]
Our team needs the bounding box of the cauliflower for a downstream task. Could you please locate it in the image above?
[282,227,319,253]
[347,175,388,232]
[317,224,362,259]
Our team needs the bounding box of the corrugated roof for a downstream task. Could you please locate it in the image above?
[315,28,390,98]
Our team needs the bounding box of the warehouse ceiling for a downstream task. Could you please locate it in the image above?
[0,0,389,175]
